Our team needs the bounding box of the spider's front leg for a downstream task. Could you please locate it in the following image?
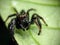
[31,13,48,35]
[5,14,16,22]
[8,18,16,35]
[26,8,36,20]
[8,18,18,45]
[31,15,41,35]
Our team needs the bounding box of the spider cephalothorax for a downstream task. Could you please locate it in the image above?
[5,7,48,35]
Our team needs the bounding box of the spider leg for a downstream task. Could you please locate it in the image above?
[12,7,19,14]
[5,7,19,22]
[31,13,48,35]
[25,21,30,30]
[20,24,25,31]
[27,8,36,14]
[26,8,36,20]
[5,14,16,22]
[20,21,30,31]
[8,18,15,35]
[31,14,42,35]
[32,13,48,26]
[8,18,18,45]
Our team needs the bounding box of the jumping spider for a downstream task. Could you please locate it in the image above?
[5,7,48,35]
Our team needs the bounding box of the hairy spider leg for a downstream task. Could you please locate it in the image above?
[12,7,19,14]
[31,14,41,35]
[34,13,48,26]
[26,8,36,21]
[5,7,19,22]
[31,13,48,35]
[5,14,16,22]
[8,18,15,35]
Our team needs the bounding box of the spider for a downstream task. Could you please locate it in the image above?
[5,7,48,35]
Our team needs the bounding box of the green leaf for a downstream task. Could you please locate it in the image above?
[0,0,60,45]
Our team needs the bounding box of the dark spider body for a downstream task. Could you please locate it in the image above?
[5,7,48,35]
[15,14,29,30]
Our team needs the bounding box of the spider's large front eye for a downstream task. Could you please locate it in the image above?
[20,10,25,15]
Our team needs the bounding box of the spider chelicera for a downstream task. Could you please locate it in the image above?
[5,7,48,35]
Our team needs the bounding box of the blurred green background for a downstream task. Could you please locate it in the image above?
[0,0,60,45]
